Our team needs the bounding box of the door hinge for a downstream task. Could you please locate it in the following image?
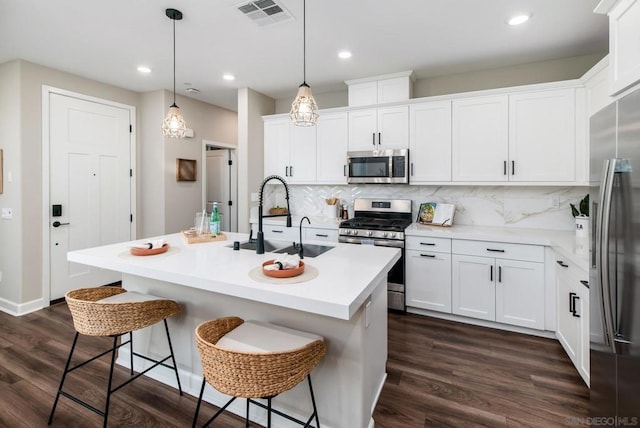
[130,214,133,223]
[129,169,133,177]
[228,200,233,206]
[129,124,133,133]
[228,159,233,166]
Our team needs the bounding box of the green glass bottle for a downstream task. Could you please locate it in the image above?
[210,202,221,234]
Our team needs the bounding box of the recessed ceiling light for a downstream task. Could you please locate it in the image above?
[507,14,531,26]
[338,50,352,59]
[137,66,152,73]
[222,73,235,81]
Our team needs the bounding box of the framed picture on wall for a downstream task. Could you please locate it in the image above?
[176,158,196,182]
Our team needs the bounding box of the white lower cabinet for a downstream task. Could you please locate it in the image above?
[250,223,298,242]
[555,258,590,385]
[451,239,545,330]
[406,251,452,313]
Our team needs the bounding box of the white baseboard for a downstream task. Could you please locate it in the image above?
[0,297,44,316]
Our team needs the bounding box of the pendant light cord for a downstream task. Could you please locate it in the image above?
[172,16,177,106]
[303,0,306,85]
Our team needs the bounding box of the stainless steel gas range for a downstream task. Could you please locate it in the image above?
[338,198,412,311]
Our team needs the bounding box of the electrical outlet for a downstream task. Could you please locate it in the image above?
[1,208,12,219]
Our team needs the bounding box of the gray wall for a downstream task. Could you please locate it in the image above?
[273,53,606,113]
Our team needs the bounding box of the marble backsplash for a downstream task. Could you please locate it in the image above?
[259,184,589,231]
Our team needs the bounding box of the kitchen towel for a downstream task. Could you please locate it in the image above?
[263,254,301,271]
[131,239,167,250]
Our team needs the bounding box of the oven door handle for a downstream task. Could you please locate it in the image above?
[338,237,405,248]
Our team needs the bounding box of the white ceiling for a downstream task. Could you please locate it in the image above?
[1,0,608,112]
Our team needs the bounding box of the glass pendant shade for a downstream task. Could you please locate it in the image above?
[162,104,187,138]
[290,83,319,126]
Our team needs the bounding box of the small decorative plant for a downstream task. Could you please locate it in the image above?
[570,194,589,218]
[269,205,287,215]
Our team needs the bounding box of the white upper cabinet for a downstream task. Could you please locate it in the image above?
[348,105,409,151]
[452,95,509,182]
[264,117,316,184]
[599,0,640,94]
[409,101,452,183]
[316,112,348,184]
[264,118,290,178]
[508,88,576,182]
[347,72,413,107]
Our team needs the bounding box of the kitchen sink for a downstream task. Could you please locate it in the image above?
[273,243,335,258]
[232,240,335,258]
[234,240,281,252]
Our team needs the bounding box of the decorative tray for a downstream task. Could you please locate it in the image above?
[181,229,227,244]
[262,260,305,278]
[130,244,169,256]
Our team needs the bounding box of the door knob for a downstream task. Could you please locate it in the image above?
[52,221,70,227]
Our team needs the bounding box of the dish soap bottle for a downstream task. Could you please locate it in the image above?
[210,202,221,234]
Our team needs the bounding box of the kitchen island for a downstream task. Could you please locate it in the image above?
[67,232,400,428]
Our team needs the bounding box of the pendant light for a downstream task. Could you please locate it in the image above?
[290,0,319,126]
[162,8,187,138]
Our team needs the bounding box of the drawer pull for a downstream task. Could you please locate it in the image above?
[486,248,505,253]
[420,242,436,246]
[419,254,436,258]
[271,230,284,233]
[556,260,569,268]
[315,233,329,238]
[580,280,589,289]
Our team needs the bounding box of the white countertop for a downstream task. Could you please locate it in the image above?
[67,232,400,320]
[406,223,589,269]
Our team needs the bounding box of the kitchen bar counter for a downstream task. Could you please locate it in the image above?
[67,232,399,428]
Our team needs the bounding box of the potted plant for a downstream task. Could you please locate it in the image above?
[570,194,589,238]
[269,205,288,215]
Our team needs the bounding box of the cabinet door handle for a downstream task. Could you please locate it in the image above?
[486,248,505,253]
[570,292,580,317]
[289,165,293,176]
[512,160,515,176]
[378,132,381,146]
[315,233,329,238]
[372,133,376,146]
[498,265,502,283]
[503,161,507,175]
[556,260,569,268]
[420,254,436,258]
[285,166,289,177]
[271,229,284,233]
[580,280,589,289]
[411,162,414,176]
[420,242,436,246]
[490,265,493,281]
[344,165,346,176]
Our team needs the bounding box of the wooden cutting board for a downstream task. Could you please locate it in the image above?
[181,230,227,244]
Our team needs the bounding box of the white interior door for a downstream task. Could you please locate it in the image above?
[206,149,230,231]
[49,93,132,300]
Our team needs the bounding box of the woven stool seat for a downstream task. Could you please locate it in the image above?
[66,287,181,336]
[49,286,183,428]
[193,317,326,427]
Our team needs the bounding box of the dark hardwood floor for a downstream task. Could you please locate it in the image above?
[0,303,588,427]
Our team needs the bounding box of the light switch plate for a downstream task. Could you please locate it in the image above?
[1,208,12,219]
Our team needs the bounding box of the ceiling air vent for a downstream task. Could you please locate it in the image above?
[236,0,293,26]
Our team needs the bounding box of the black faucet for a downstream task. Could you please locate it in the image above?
[257,175,292,254]
[298,216,310,259]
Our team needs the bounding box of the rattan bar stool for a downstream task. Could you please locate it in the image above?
[48,286,183,427]
[193,317,326,428]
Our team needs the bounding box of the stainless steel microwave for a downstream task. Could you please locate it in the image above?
[347,149,409,184]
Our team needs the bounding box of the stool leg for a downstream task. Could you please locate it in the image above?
[267,397,272,428]
[192,377,206,428]
[245,398,250,428]
[163,319,183,395]
[129,331,134,375]
[103,335,119,428]
[48,331,80,425]
[308,375,320,428]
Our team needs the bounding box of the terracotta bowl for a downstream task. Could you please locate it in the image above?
[262,260,305,278]
[130,244,169,256]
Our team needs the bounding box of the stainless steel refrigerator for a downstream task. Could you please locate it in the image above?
[590,86,640,424]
